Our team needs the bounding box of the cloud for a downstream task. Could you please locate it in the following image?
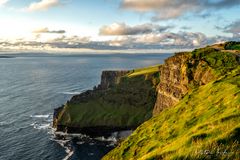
[52,35,91,44]
[121,0,240,20]
[25,0,61,12]
[127,32,210,48]
[108,36,133,46]
[223,20,240,37]
[33,27,66,34]
[105,31,236,50]
[0,0,9,6]
[99,23,173,35]
[0,31,238,53]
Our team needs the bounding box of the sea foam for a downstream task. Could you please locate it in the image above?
[30,114,51,118]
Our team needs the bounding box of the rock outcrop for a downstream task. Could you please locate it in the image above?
[153,52,216,115]
[69,71,129,104]
[153,43,240,115]
[98,71,129,90]
[153,53,191,115]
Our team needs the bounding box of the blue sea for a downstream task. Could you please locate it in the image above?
[0,53,172,160]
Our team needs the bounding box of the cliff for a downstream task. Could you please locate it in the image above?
[103,42,240,160]
[98,71,129,90]
[53,70,159,137]
[153,44,240,115]
[53,41,240,159]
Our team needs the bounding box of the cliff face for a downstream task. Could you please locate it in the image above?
[153,52,216,115]
[98,71,129,90]
[69,71,129,104]
[153,44,240,116]
[153,53,190,115]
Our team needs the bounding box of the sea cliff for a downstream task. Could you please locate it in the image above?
[53,41,240,159]
[53,70,158,137]
[103,41,240,160]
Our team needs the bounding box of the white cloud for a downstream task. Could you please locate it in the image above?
[108,36,133,46]
[99,23,173,35]
[25,0,61,12]
[0,0,9,6]
[33,27,66,34]
[52,35,91,44]
[121,0,240,20]
[0,28,238,53]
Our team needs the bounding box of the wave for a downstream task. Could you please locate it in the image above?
[54,131,90,140]
[47,125,74,160]
[31,122,51,130]
[59,88,91,95]
[30,113,53,130]
[95,130,132,143]
[30,114,51,118]
[60,91,82,95]
[51,137,74,160]
[94,136,117,143]
[29,113,129,160]
[62,150,74,160]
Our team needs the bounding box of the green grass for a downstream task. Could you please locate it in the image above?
[191,47,239,76]
[103,67,240,160]
[57,74,157,128]
[58,100,152,127]
[224,41,240,50]
[126,65,161,78]
[56,64,164,129]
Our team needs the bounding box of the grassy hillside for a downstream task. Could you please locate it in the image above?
[127,65,161,78]
[224,41,240,50]
[56,72,159,129]
[189,47,239,81]
[103,66,240,160]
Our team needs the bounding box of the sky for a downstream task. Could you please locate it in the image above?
[0,0,240,53]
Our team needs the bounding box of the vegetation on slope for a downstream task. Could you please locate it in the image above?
[127,65,161,78]
[103,66,240,160]
[126,65,161,87]
[56,71,160,130]
[190,47,239,77]
[224,41,240,50]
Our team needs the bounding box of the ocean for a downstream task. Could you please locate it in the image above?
[0,53,172,160]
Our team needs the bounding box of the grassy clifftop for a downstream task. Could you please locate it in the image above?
[103,66,240,160]
[54,69,160,135]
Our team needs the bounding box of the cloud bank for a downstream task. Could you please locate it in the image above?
[1,30,238,53]
[33,27,66,34]
[99,23,173,35]
[121,0,240,20]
